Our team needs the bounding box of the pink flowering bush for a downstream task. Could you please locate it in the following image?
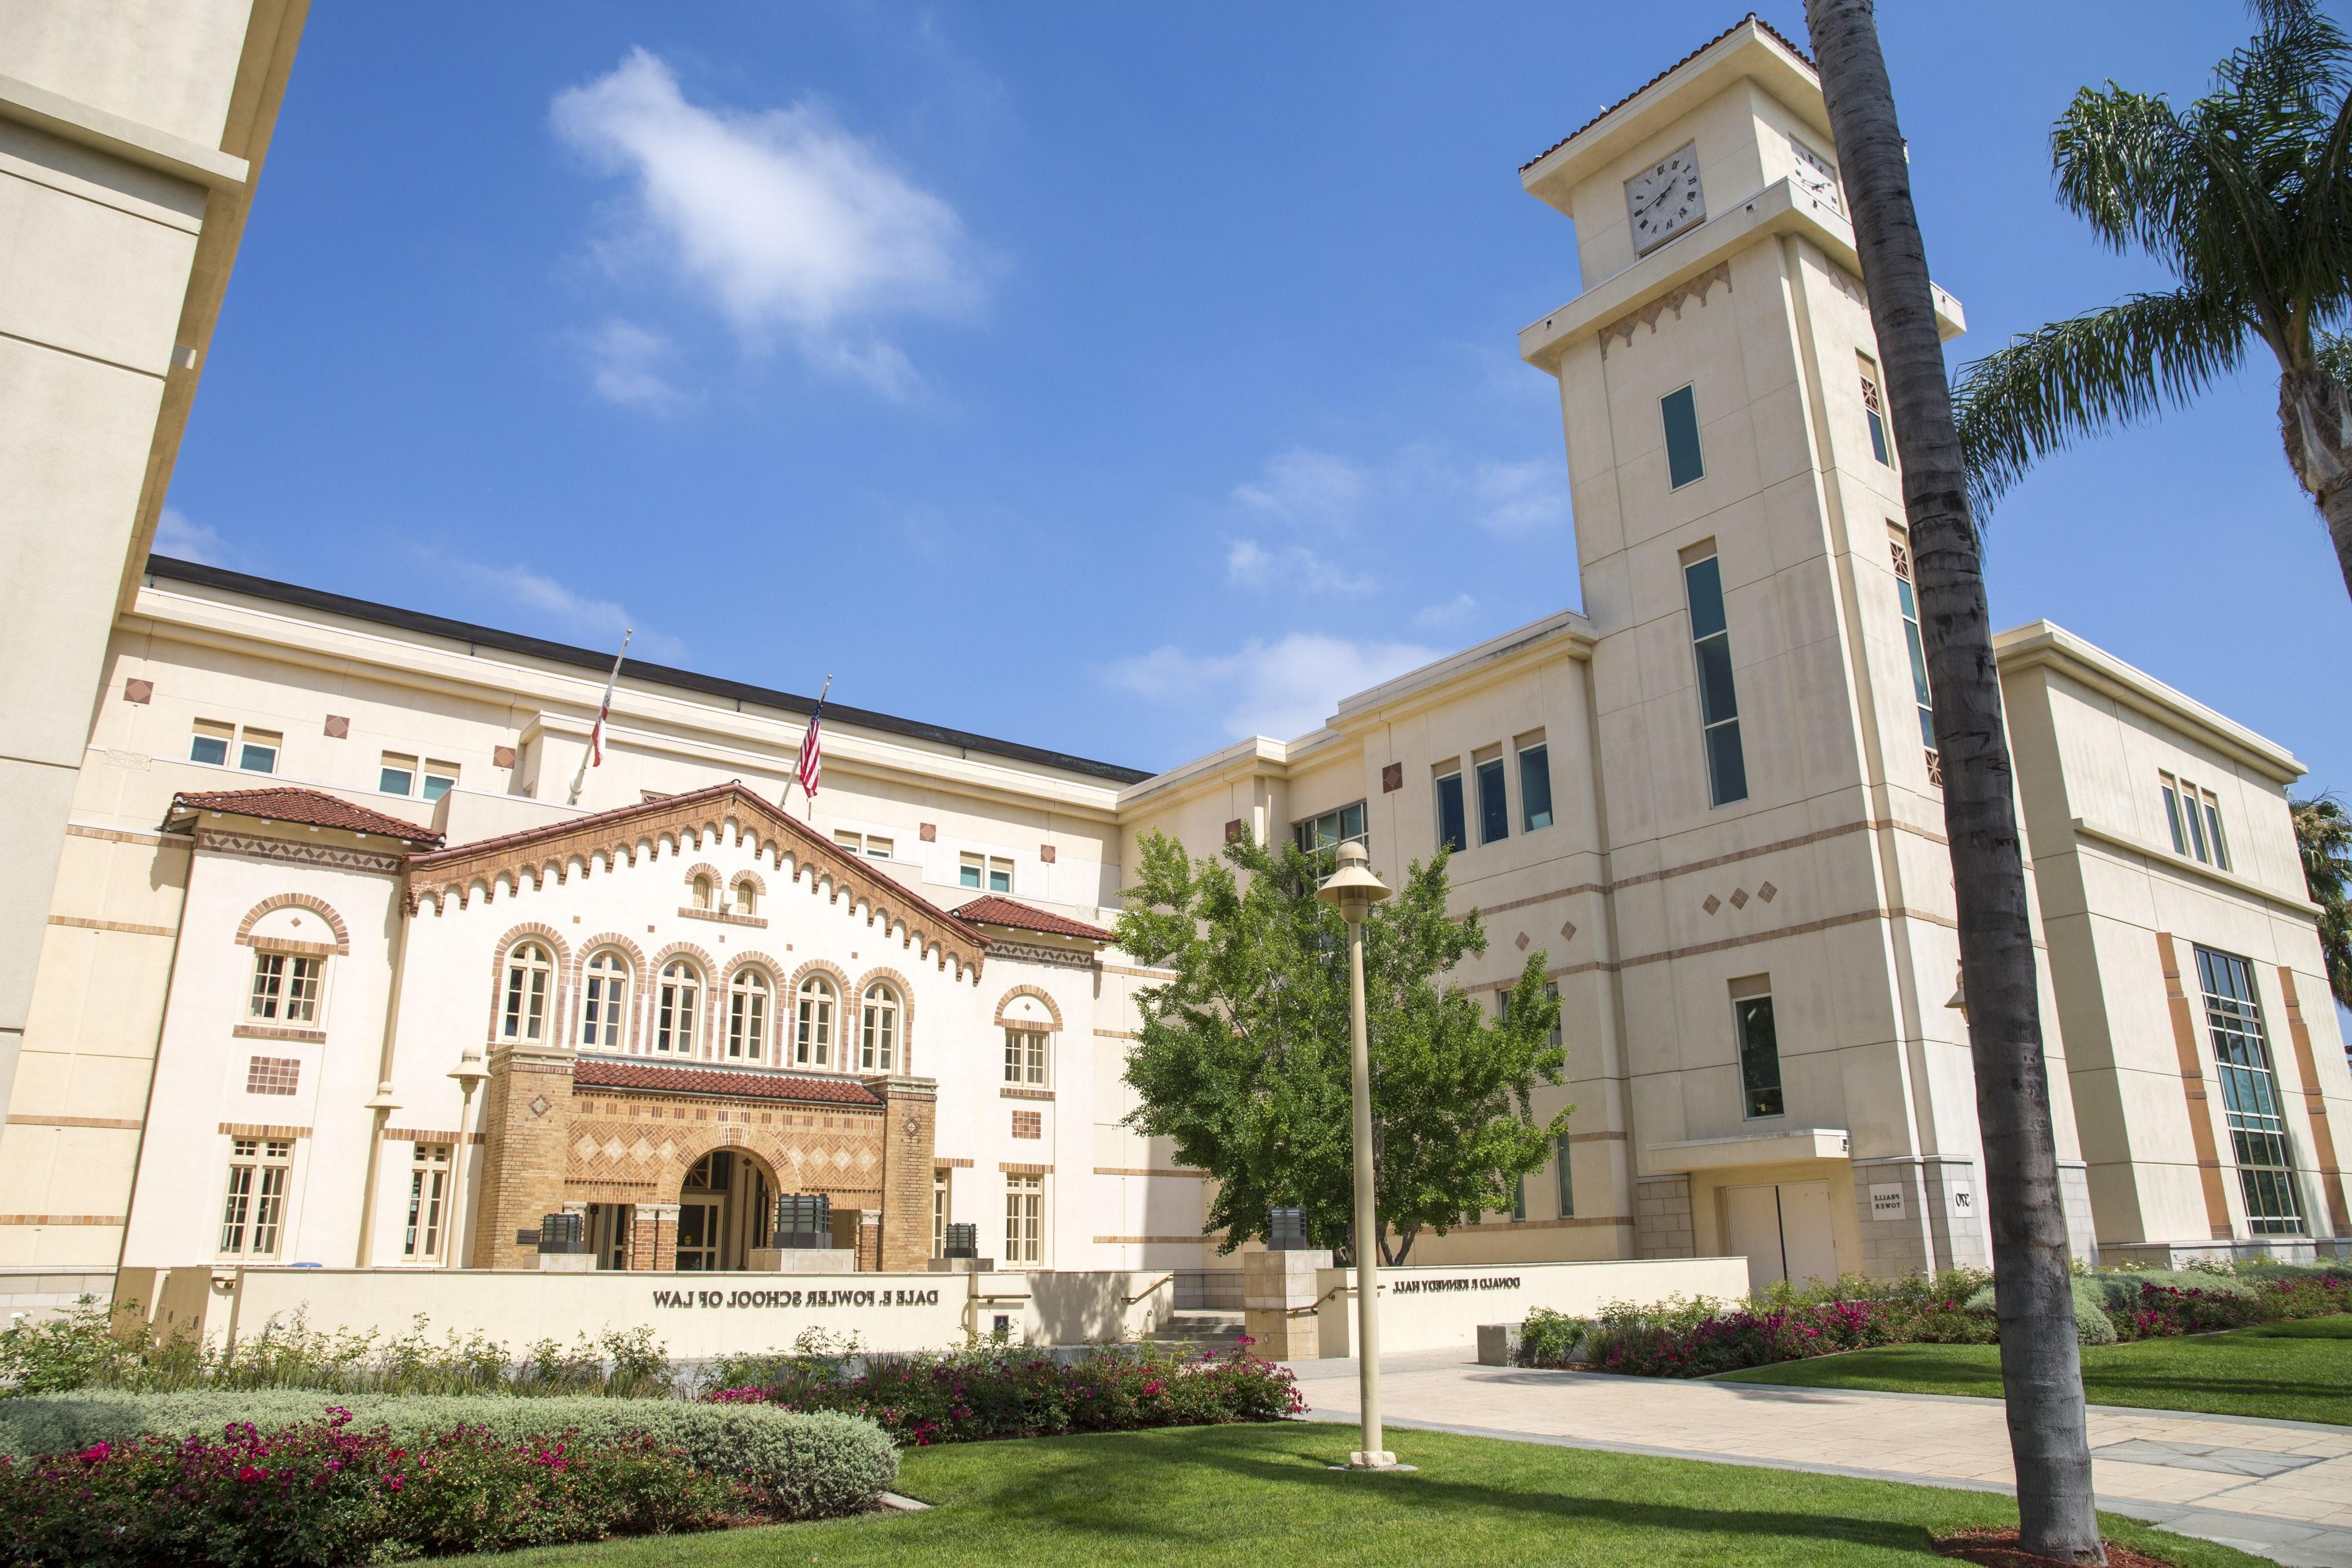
[0,1408,733,1566]
[706,1339,1302,1446]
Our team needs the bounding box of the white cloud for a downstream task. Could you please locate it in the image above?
[153,506,226,565]
[451,558,687,664]
[1100,632,1438,742]
[551,49,981,394]
[580,319,688,412]
[1223,536,1374,596]
[1471,459,1572,535]
[1232,448,1372,530]
[1413,592,1479,629]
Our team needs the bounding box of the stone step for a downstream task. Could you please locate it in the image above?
[1152,1309,1247,1345]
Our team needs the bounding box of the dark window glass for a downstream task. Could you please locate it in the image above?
[1436,772,1467,853]
[1684,555,1727,638]
[1519,745,1554,831]
[1554,1132,1574,1217]
[191,734,228,766]
[2163,783,2188,855]
[2195,946,2305,1235]
[1684,556,1747,806]
[1735,996,1784,1118]
[1294,800,1370,854]
[1661,385,1705,489]
[1477,758,1509,845]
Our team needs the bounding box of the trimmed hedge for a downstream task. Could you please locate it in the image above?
[1959,1277,2119,1345]
[0,1393,894,1520]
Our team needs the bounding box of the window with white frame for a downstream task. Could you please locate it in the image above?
[2195,946,2305,1236]
[380,753,417,796]
[1732,976,1783,1119]
[1004,1027,1050,1087]
[191,719,278,774]
[656,961,701,1054]
[219,1138,292,1259]
[726,969,771,1062]
[580,950,630,1051]
[2161,772,2231,870]
[191,719,233,766]
[861,983,900,1071]
[1476,750,1510,845]
[420,761,458,802]
[249,950,322,1024]
[1890,529,1939,781]
[1293,802,1367,855]
[1859,353,1892,465]
[796,975,837,1067]
[960,853,1013,893]
[834,830,896,860]
[1004,1173,1043,1265]
[1518,736,1554,832]
[932,1168,950,1258]
[403,1143,450,1260]
[1434,766,1468,853]
[500,943,552,1042]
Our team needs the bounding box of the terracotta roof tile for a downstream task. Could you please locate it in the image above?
[951,895,1113,943]
[573,1056,883,1106]
[1519,13,1813,175]
[169,787,444,845]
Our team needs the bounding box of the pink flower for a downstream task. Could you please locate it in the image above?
[75,1442,111,1464]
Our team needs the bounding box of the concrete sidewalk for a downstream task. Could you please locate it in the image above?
[1284,1350,2352,1567]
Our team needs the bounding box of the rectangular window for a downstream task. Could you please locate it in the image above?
[1434,769,1468,853]
[1004,1174,1043,1266]
[1732,982,1784,1118]
[1518,742,1554,832]
[1475,755,1510,845]
[2203,792,2230,871]
[1859,355,1891,464]
[1554,1133,1575,1217]
[837,830,865,854]
[421,761,459,802]
[1004,1028,1049,1087]
[964,853,1013,893]
[2195,947,2305,1235]
[219,1138,292,1258]
[245,1056,301,1096]
[2160,773,2230,868]
[2162,775,2190,856]
[249,951,323,1023]
[933,1168,950,1259]
[959,853,982,888]
[191,720,233,767]
[1509,1174,1527,1222]
[404,1143,451,1260]
[238,729,280,775]
[1293,801,1368,855]
[989,857,1012,893]
[1890,533,1938,764]
[379,754,417,796]
[1545,980,1561,1049]
[1661,384,1705,489]
[1684,552,1748,806]
[865,835,893,860]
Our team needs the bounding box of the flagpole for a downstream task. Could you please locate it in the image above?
[567,630,632,807]
[782,674,831,815]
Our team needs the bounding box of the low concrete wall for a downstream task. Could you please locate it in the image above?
[0,1267,116,1324]
[1314,1256,1749,1358]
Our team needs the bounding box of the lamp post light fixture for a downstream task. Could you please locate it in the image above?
[1315,838,1398,1470]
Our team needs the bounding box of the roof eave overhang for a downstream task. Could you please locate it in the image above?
[1993,623,2305,785]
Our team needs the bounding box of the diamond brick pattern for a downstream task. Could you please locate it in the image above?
[1730,888,1748,908]
[1560,921,1577,941]
[1703,895,1721,915]
[1758,881,1777,903]
[1514,931,1531,951]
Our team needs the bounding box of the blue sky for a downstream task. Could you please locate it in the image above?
[169,2,2351,796]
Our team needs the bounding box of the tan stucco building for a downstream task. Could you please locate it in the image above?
[1,17,2345,1315]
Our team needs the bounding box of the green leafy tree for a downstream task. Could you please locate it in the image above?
[2291,793,2352,1008]
[1114,828,1565,1265]
[1953,1,2352,601]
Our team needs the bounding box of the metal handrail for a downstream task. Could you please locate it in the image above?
[1122,1272,1177,1306]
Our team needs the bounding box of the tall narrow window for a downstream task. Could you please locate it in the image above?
[732,878,758,916]
[690,874,715,911]
[404,1143,450,1260]
[1004,1174,1043,1266]
[1554,1132,1575,1217]
[1004,1028,1050,1087]
[861,984,900,1072]
[249,951,322,1024]
[1545,980,1561,1049]
[1509,1174,1527,1222]
[656,961,701,1054]
[1684,552,1748,806]
[1518,742,1554,832]
[2162,774,2191,857]
[2203,790,2231,871]
[1859,354,1891,464]
[580,951,629,1051]
[1733,981,1784,1118]
[1476,756,1510,845]
[500,943,552,1042]
[726,969,770,1061]
[219,1138,292,1258]
[1434,769,1468,853]
[1661,384,1705,489]
[795,976,836,1067]
[933,1168,950,1258]
[1890,533,1937,774]
[2195,947,2305,1235]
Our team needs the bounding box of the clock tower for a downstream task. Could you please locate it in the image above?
[1515,18,2094,1279]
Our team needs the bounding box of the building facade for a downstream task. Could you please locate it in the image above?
[1,18,2345,1308]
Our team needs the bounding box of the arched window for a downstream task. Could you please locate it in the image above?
[728,969,770,1061]
[691,874,715,911]
[500,942,552,1042]
[732,878,758,916]
[656,961,701,1054]
[860,983,900,1072]
[795,975,836,1068]
[580,950,630,1051]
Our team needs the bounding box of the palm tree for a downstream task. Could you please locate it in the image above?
[2291,794,2352,1016]
[1954,1,2352,599]
[1804,2,2105,1561]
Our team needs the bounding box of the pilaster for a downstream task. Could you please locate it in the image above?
[866,1074,938,1272]
[468,1045,577,1269]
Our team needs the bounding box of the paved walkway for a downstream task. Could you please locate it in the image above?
[1284,1350,2352,1567]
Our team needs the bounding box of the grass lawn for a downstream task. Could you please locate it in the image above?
[440,1422,2267,1568]
[1711,1313,2352,1425]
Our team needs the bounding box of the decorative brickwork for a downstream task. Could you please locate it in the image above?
[469,1047,578,1268]
[992,984,1064,1031]
[872,1076,938,1273]
[1011,1110,1041,1139]
[245,1057,300,1096]
[235,892,353,955]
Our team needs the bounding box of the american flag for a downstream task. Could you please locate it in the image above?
[794,691,826,801]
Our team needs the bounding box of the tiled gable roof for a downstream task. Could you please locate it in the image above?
[951,895,1113,943]
[574,1056,883,1106]
[169,787,445,845]
[1519,13,1813,174]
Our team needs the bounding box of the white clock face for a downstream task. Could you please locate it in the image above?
[1791,138,1841,211]
[1627,142,1705,254]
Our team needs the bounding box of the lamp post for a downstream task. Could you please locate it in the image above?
[1316,838,1395,1470]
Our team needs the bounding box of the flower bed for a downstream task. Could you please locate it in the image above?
[706,1339,1303,1446]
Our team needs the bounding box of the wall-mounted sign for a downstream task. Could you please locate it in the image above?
[1869,1183,1906,1218]
[1387,1276,1522,1295]
[1948,1181,1975,1218]
[650,1287,942,1310]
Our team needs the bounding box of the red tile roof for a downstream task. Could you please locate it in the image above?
[951,895,1113,943]
[574,1056,883,1106]
[169,787,445,845]
[1519,13,1813,174]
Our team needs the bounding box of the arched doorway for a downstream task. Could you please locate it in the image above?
[675,1148,778,1271]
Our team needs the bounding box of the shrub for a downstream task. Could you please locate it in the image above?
[0,1393,894,1519]
[1515,1308,1591,1367]
[709,1339,1301,1446]
[1959,1276,2118,1345]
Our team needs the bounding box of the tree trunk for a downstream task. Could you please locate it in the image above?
[1802,3,2103,1561]
[2277,366,2352,603]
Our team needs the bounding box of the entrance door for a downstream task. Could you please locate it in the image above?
[1777,1181,1838,1287]
[676,1198,721,1270]
[1723,1180,1840,1291]
[1724,1184,1787,1291]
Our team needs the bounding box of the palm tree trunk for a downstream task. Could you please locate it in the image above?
[1802,3,2103,1561]
[2278,367,2352,602]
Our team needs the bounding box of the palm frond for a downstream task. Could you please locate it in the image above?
[2052,86,2192,260]
[1953,288,2249,516]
